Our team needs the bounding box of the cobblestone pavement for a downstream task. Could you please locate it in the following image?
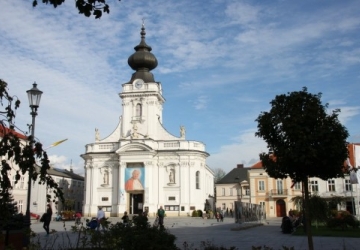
[29,217,360,250]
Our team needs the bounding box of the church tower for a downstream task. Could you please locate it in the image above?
[82,24,214,217]
[120,23,165,140]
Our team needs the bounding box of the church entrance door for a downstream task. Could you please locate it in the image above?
[130,193,144,215]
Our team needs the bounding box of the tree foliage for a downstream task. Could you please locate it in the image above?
[32,0,121,19]
[255,87,349,182]
[256,87,349,250]
[0,79,64,228]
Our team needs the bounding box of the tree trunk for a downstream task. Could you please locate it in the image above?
[304,177,314,250]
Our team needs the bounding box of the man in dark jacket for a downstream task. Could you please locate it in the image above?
[157,206,165,228]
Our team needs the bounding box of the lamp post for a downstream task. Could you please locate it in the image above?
[24,82,42,246]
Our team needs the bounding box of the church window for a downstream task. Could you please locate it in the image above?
[136,103,142,118]
[196,171,200,189]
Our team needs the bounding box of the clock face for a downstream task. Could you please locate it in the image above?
[134,79,144,89]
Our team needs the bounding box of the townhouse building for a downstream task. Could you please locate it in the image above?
[216,143,360,218]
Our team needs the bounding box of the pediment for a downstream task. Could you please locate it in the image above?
[116,142,154,153]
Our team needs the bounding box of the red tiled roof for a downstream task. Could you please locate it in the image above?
[250,161,263,169]
[0,126,27,140]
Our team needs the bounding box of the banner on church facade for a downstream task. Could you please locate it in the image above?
[124,166,145,191]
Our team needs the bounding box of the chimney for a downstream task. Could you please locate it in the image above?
[237,164,244,168]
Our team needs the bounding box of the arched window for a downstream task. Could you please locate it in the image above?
[196,171,200,189]
[136,103,142,118]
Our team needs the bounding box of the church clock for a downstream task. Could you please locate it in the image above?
[134,79,144,89]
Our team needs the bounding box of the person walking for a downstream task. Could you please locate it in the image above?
[96,207,105,231]
[157,206,165,229]
[43,204,52,236]
[75,211,82,225]
[122,211,129,225]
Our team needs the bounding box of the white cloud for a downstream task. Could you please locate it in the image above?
[194,95,209,110]
[207,130,268,174]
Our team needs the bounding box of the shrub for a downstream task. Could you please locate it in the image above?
[191,210,199,217]
[327,212,360,229]
[197,210,203,217]
[71,213,178,250]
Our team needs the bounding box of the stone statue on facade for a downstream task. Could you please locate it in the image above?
[169,170,175,183]
[95,128,100,141]
[103,170,109,185]
[180,125,185,138]
[132,123,139,139]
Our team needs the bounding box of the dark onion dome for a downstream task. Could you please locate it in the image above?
[128,23,158,83]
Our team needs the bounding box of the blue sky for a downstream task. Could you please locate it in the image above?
[1,0,359,175]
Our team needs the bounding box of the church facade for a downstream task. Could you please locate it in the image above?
[81,24,214,217]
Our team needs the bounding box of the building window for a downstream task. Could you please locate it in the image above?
[18,200,23,213]
[294,182,301,190]
[168,196,176,201]
[328,179,335,192]
[260,201,265,208]
[230,188,233,196]
[11,176,16,188]
[276,179,283,192]
[310,180,319,192]
[237,188,241,196]
[245,187,250,195]
[222,203,226,210]
[345,179,352,191]
[19,176,25,189]
[102,197,109,201]
[222,188,225,196]
[196,171,200,189]
[136,104,142,118]
[258,180,265,191]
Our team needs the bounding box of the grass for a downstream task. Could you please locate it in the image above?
[292,225,360,238]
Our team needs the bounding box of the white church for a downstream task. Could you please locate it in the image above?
[81,24,214,217]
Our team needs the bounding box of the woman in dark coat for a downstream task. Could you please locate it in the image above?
[43,204,53,235]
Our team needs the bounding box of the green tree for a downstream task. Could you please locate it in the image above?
[255,87,348,250]
[32,0,121,19]
[0,79,64,229]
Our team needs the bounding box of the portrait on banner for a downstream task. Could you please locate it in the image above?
[125,167,145,191]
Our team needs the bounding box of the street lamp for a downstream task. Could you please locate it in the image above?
[24,82,42,246]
